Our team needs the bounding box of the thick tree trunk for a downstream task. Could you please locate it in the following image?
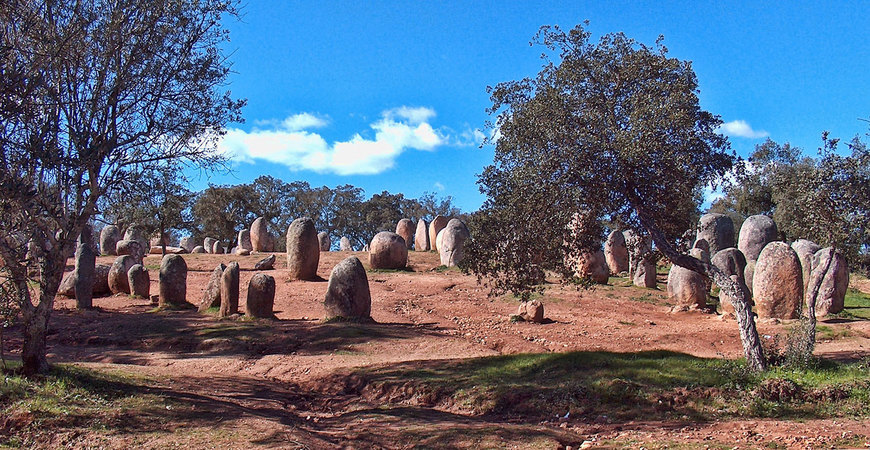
[21,307,50,375]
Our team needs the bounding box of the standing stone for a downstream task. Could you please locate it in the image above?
[414,219,429,252]
[108,255,137,294]
[324,256,371,319]
[123,225,149,252]
[369,231,408,270]
[623,230,652,276]
[340,236,352,252]
[251,217,274,252]
[150,234,170,248]
[439,219,470,267]
[286,217,320,280]
[633,259,656,288]
[127,264,150,299]
[219,262,240,317]
[179,236,196,253]
[570,250,610,285]
[74,242,95,309]
[712,248,747,281]
[428,216,449,252]
[719,274,752,315]
[94,264,111,296]
[158,254,188,308]
[738,215,778,262]
[99,225,121,256]
[317,231,331,252]
[202,237,215,253]
[116,240,144,263]
[744,260,757,295]
[517,300,545,323]
[667,264,708,309]
[192,245,206,254]
[604,230,629,274]
[246,273,276,319]
[212,241,224,254]
[807,248,849,316]
[395,219,415,250]
[435,228,446,253]
[753,241,803,319]
[237,229,253,252]
[198,263,226,312]
[695,213,735,255]
[791,239,822,295]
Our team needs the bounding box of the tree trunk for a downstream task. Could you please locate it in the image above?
[21,307,50,375]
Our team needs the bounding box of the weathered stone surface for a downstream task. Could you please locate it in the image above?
[395,219,414,250]
[158,254,188,308]
[369,232,408,270]
[212,241,224,254]
[744,259,756,295]
[435,229,445,253]
[791,239,822,294]
[718,274,751,315]
[108,255,137,294]
[115,240,144,262]
[667,264,708,308]
[150,234,170,248]
[428,216,449,252]
[99,225,121,256]
[712,248,747,281]
[604,230,629,274]
[238,229,253,252]
[235,248,251,256]
[251,217,274,252]
[179,236,196,253]
[753,241,802,319]
[286,217,320,280]
[439,219,470,267]
[570,250,610,285]
[517,300,544,323]
[254,254,276,271]
[623,230,652,276]
[340,236,352,252]
[318,231,331,252]
[414,219,429,252]
[246,273,276,319]
[633,259,657,288]
[149,246,185,254]
[127,264,150,299]
[123,225,150,252]
[192,245,206,254]
[198,263,226,312]
[74,242,95,309]
[94,264,110,296]
[695,213,735,255]
[58,271,76,297]
[738,215,778,261]
[219,262,240,317]
[324,256,371,319]
[203,237,217,254]
[807,248,848,316]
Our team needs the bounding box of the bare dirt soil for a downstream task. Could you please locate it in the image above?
[5,250,870,448]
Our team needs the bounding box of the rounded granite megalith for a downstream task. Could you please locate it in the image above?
[108,255,137,294]
[99,225,121,256]
[127,264,150,299]
[439,219,470,267]
[395,219,415,250]
[94,264,111,296]
[317,231,331,252]
[246,273,276,319]
[219,261,240,317]
[738,215,778,262]
[753,241,802,319]
[517,300,545,323]
[695,213,735,255]
[667,264,708,309]
[179,236,196,253]
[428,216,449,252]
[807,248,848,316]
[414,219,429,252]
[324,256,372,319]
[203,237,217,254]
[198,263,226,312]
[570,250,610,285]
[286,217,320,280]
[123,225,150,252]
[238,229,253,252]
[158,254,188,308]
[791,239,821,294]
[369,232,408,270]
[340,236,352,252]
[633,258,656,288]
[192,245,206,253]
[604,230,629,274]
[251,217,274,252]
[711,248,747,281]
[115,240,144,263]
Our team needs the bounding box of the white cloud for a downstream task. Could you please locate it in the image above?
[718,120,769,139]
[433,181,445,191]
[219,108,446,175]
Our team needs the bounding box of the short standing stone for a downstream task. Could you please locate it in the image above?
[807,248,848,316]
[604,230,629,274]
[738,215,778,261]
[340,236,352,251]
[570,250,610,285]
[212,241,224,254]
[251,217,275,252]
[159,254,188,308]
[108,255,137,294]
[711,248,747,281]
[753,241,802,319]
[246,273,276,319]
[254,254,276,271]
[123,225,150,252]
[99,225,121,256]
[198,263,226,312]
[395,219,414,250]
[219,262,240,317]
[203,237,217,254]
[369,232,408,270]
[414,219,429,252]
[58,271,76,297]
[324,256,371,319]
[179,236,196,253]
[791,239,821,295]
[517,300,544,323]
[286,217,320,280]
[633,258,656,288]
[235,248,251,256]
[94,264,111,296]
[192,245,206,253]
[127,264,150,299]
[238,229,253,252]
[667,264,708,309]
[439,219,470,267]
[115,240,144,263]
[74,242,95,309]
[623,230,652,276]
[695,213,735,255]
[428,216,449,252]
[318,231,331,251]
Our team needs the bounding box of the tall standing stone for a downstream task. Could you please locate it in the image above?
[198,263,226,312]
[246,273,276,319]
[428,216,449,252]
[127,264,150,299]
[251,217,274,252]
[219,262,240,317]
[753,241,802,319]
[99,225,121,256]
[203,237,217,254]
[738,215,778,262]
[695,213,735,255]
[604,230,629,274]
[324,256,371,319]
[237,229,253,252]
[806,248,848,316]
[414,219,429,252]
[286,217,320,280]
[439,219,470,267]
[158,254,188,308]
[340,236,352,252]
[791,239,821,295]
[74,242,95,309]
[395,219,415,250]
[108,255,137,294]
[633,259,656,288]
[317,231,331,252]
[369,231,408,270]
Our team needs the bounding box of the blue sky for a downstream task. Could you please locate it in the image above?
[197,1,870,212]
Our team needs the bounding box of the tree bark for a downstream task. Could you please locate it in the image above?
[21,305,50,375]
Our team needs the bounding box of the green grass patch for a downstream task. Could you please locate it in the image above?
[367,267,415,274]
[815,325,851,341]
[834,288,870,320]
[432,265,460,273]
[629,292,664,305]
